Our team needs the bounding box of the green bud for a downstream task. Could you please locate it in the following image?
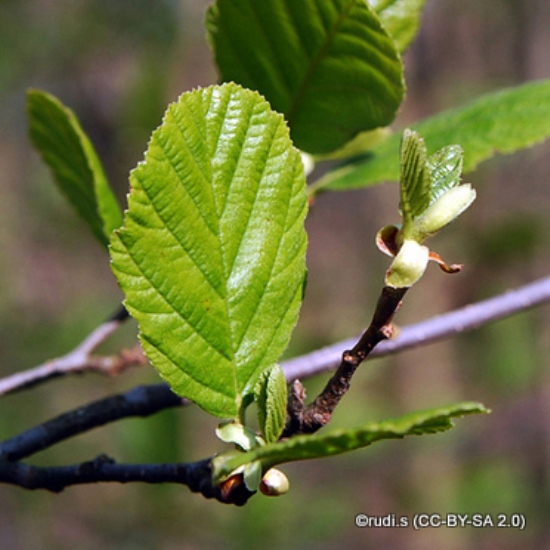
[412,184,476,240]
[385,239,430,288]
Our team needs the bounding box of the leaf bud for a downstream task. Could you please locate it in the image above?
[259,468,290,496]
[385,239,430,288]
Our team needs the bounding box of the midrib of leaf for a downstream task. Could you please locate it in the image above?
[286,0,355,126]
[246,1,295,104]
[217,95,264,399]
[154,119,226,304]
[216,101,299,392]
[122,95,236,391]
[173,105,220,238]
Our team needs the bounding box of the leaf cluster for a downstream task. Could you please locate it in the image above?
[23,0,550,501]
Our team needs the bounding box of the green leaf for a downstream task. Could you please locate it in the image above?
[399,129,430,224]
[212,402,489,481]
[426,144,464,204]
[27,89,122,247]
[206,0,404,155]
[110,83,308,419]
[314,79,550,192]
[255,364,288,444]
[369,0,429,52]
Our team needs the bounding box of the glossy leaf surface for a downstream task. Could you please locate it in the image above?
[111,84,308,418]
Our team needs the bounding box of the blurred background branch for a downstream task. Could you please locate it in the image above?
[0,306,141,397]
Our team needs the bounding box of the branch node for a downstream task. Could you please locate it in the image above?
[285,286,409,435]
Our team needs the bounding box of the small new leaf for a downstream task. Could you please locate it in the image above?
[243,461,263,492]
[412,184,476,241]
[377,130,476,287]
[27,89,122,247]
[255,364,288,444]
[426,144,464,203]
[399,129,431,226]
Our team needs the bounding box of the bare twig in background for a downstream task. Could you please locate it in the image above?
[0,456,253,505]
[0,306,143,397]
[0,384,185,462]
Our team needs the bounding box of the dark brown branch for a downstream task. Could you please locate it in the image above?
[0,384,254,504]
[285,286,408,434]
[0,384,186,462]
[0,455,253,505]
[3,276,548,461]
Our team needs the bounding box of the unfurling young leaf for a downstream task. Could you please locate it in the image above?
[110,83,308,419]
[399,128,431,224]
[27,89,122,247]
[377,129,476,288]
[215,421,260,451]
[255,364,288,444]
[398,130,475,243]
[426,144,464,203]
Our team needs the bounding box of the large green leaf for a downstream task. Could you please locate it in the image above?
[370,0,429,52]
[212,402,488,481]
[27,89,122,247]
[315,79,550,192]
[110,83,308,419]
[206,0,404,155]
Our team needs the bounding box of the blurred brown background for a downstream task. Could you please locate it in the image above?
[1,0,549,548]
